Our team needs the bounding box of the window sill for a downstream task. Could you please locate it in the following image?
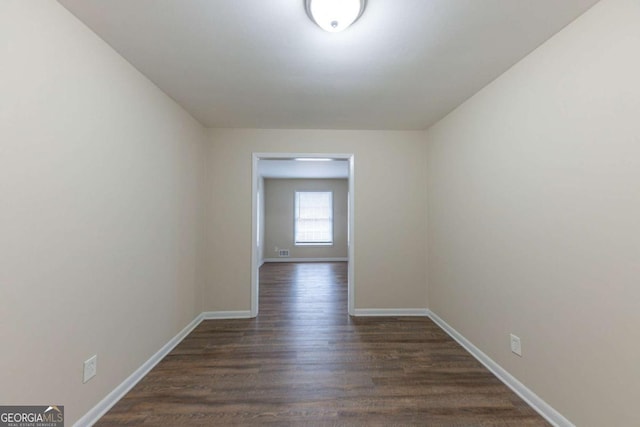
[295,242,333,246]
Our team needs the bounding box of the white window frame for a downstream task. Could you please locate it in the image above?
[294,191,334,246]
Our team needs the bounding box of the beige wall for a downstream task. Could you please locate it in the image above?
[206,129,427,312]
[264,179,348,260]
[0,2,207,424]
[425,0,640,425]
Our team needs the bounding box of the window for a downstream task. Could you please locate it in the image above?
[295,191,333,245]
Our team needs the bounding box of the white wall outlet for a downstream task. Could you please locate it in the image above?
[510,334,522,357]
[83,354,97,383]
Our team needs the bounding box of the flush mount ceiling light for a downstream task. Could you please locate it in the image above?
[305,0,367,33]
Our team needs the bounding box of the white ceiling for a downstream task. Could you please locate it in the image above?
[58,0,599,130]
[259,159,349,179]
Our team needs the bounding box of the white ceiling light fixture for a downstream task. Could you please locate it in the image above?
[305,0,367,33]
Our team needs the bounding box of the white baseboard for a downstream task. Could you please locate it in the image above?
[263,257,348,263]
[352,308,429,317]
[427,310,574,427]
[202,310,253,319]
[74,313,204,427]
[78,308,570,427]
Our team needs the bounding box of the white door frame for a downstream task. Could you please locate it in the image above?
[251,152,355,317]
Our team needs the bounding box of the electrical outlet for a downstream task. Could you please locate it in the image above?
[83,355,97,383]
[510,334,522,357]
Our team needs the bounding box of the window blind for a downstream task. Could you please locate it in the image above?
[295,191,333,244]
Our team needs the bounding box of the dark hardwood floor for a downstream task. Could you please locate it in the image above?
[96,262,549,426]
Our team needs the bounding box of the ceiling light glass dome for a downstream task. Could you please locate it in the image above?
[305,0,366,33]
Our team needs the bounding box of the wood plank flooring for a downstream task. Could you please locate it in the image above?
[96,262,549,426]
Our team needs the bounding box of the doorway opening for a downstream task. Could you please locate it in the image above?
[251,153,355,317]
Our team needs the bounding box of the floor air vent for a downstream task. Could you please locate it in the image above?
[278,249,290,257]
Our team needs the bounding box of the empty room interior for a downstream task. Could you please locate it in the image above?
[2,0,639,426]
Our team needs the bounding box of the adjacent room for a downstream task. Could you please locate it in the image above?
[2,0,639,426]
